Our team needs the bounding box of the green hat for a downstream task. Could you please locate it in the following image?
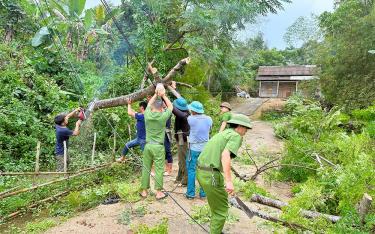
[227,114,252,129]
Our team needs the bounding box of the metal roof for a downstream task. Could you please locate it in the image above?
[257,65,317,77]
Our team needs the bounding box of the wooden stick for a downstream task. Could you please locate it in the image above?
[0,186,20,197]
[0,172,72,176]
[91,132,97,166]
[231,166,248,182]
[250,194,341,223]
[112,133,117,162]
[2,190,70,221]
[356,193,372,225]
[63,141,67,173]
[127,124,132,141]
[0,163,113,200]
[35,141,41,173]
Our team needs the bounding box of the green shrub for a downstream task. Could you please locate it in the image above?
[25,219,57,234]
[131,218,169,234]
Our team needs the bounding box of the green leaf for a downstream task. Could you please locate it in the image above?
[103,9,122,25]
[84,9,94,29]
[94,28,110,35]
[31,27,50,47]
[50,0,69,17]
[69,0,86,17]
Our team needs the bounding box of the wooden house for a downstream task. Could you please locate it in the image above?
[256,65,318,98]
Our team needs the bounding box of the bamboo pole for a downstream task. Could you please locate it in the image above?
[112,133,116,162]
[2,190,70,222]
[91,132,97,166]
[0,186,20,197]
[63,141,67,173]
[35,141,41,173]
[127,124,132,141]
[0,172,73,176]
[0,162,113,200]
[0,161,114,176]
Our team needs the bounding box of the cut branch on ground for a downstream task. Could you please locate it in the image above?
[250,194,341,223]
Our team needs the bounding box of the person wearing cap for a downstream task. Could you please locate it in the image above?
[170,84,190,186]
[219,102,232,132]
[140,85,173,200]
[185,101,212,199]
[197,114,252,234]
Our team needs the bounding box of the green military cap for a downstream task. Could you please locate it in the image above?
[227,114,252,129]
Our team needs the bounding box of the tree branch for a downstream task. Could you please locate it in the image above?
[250,194,341,223]
[93,57,190,110]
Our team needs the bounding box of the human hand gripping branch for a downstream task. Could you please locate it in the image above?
[167,81,182,99]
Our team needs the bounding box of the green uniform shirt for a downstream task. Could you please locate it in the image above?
[220,111,232,122]
[198,128,242,172]
[144,106,172,144]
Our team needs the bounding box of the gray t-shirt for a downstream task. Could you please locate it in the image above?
[187,114,212,152]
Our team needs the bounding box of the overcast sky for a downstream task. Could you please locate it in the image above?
[86,0,334,49]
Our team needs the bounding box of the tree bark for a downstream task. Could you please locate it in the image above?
[229,196,310,231]
[93,57,190,110]
[356,193,372,225]
[250,194,341,223]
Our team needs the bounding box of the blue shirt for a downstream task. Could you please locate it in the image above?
[187,114,212,152]
[55,125,73,155]
[135,113,146,140]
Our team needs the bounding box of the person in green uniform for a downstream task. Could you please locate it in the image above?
[140,87,173,200]
[197,114,252,234]
[219,102,232,132]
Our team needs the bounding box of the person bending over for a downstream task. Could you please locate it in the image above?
[54,108,82,172]
[197,114,252,234]
[140,85,173,200]
[117,100,148,162]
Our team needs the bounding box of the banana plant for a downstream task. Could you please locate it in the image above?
[31,0,117,60]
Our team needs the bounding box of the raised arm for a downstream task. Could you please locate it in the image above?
[167,81,182,98]
[173,106,188,118]
[127,99,136,118]
[65,107,80,120]
[161,93,173,111]
[148,93,158,106]
[72,119,82,136]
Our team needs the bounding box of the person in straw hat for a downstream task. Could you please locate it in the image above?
[219,102,232,132]
[197,114,252,234]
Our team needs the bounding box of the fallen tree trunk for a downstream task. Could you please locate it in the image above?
[250,194,341,223]
[229,196,310,231]
[93,57,190,110]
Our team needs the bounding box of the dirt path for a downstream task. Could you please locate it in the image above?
[46,100,290,234]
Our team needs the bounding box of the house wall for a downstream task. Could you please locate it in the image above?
[278,82,297,98]
[259,81,297,98]
[259,81,278,97]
